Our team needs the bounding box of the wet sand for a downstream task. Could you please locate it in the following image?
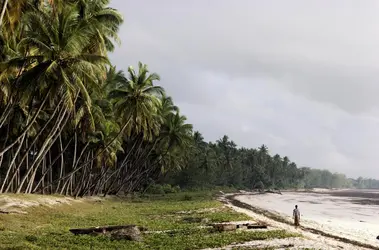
[230,190,379,249]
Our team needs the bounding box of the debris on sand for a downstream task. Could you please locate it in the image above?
[212,221,268,232]
[70,225,143,241]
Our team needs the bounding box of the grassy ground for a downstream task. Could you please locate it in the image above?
[0,191,299,250]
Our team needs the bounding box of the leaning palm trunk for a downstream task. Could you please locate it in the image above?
[102,139,141,196]
[31,137,74,193]
[0,0,8,27]
[0,88,52,157]
[0,133,26,193]
[66,141,89,195]
[44,115,133,192]
[15,106,69,193]
[55,134,67,193]
[0,123,10,169]
[3,98,64,192]
[0,102,14,130]
[13,97,64,170]
[25,110,71,194]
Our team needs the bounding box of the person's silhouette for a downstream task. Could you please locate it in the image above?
[293,205,300,227]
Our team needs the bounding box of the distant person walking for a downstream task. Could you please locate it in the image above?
[293,205,300,227]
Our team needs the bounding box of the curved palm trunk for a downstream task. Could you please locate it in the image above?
[0,0,8,27]
[44,115,133,191]
[3,98,64,193]
[55,134,66,193]
[0,133,26,193]
[0,88,52,157]
[15,106,68,193]
[0,102,13,130]
[31,137,74,193]
[27,110,71,194]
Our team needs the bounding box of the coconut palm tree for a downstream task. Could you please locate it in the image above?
[0,3,114,193]
[159,112,193,152]
[109,62,164,141]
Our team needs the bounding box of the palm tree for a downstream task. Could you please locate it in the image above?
[271,154,282,188]
[160,94,179,117]
[109,62,164,141]
[0,0,208,197]
[75,0,123,54]
[0,3,112,193]
[159,112,193,152]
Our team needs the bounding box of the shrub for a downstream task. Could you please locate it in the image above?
[146,184,165,195]
[183,194,193,201]
[162,184,181,194]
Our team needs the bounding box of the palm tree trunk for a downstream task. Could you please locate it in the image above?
[0,133,26,193]
[0,87,52,157]
[48,150,53,194]
[33,137,73,193]
[45,115,133,190]
[29,112,71,194]
[15,106,68,193]
[55,134,65,193]
[0,0,8,27]
[4,101,63,193]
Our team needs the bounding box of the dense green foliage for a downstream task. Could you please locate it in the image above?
[165,135,376,191]
[0,0,193,195]
[0,0,377,196]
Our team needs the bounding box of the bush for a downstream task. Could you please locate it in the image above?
[254,181,265,190]
[182,194,193,201]
[146,184,165,195]
[173,185,181,193]
[25,235,38,243]
[163,184,181,194]
[146,184,181,195]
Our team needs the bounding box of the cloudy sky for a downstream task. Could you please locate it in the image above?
[109,0,379,178]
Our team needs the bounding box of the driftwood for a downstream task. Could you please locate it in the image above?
[245,224,268,229]
[70,225,144,241]
[69,225,137,235]
[259,189,282,195]
[213,222,267,232]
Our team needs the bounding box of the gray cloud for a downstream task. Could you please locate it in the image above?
[110,0,379,178]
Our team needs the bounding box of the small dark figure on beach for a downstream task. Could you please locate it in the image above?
[293,205,300,227]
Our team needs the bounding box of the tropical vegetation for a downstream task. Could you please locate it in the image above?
[0,0,376,197]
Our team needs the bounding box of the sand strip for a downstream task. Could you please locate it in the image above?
[218,194,375,250]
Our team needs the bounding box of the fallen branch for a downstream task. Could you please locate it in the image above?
[69,225,138,235]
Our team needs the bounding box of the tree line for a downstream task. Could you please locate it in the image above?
[165,135,377,191]
[0,0,376,197]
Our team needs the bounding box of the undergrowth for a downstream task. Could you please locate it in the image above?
[0,191,299,249]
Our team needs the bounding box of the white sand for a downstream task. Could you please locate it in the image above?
[225,192,379,249]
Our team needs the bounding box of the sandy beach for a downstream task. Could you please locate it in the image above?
[219,190,379,250]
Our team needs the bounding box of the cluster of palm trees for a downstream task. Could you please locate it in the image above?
[167,134,354,190]
[168,135,304,190]
[0,0,193,196]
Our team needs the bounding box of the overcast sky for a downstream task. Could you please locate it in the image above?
[109,0,379,178]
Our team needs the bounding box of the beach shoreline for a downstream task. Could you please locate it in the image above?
[221,191,378,250]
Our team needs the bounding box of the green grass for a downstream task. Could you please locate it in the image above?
[0,191,299,250]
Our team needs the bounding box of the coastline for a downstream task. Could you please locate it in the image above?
[221,192,378,250]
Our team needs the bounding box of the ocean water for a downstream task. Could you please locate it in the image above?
[238,191,379,247]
